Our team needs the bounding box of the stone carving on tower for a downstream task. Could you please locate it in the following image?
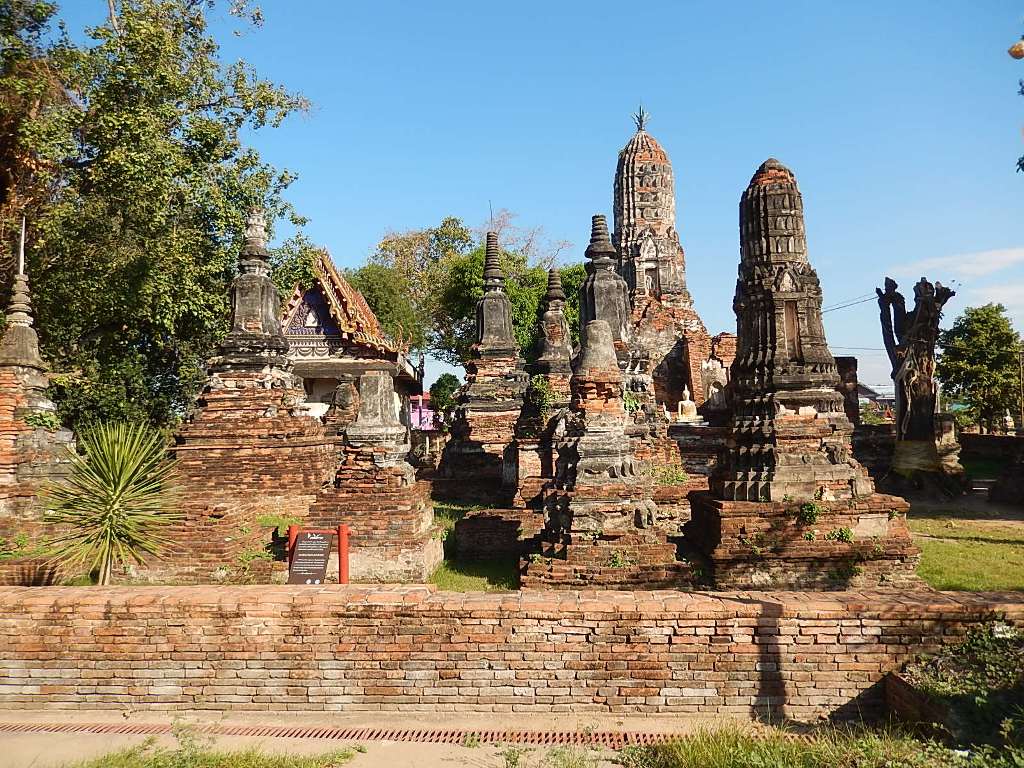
[613,107,692,306]
[611,110,735,412]
[686,160,920,589]
[715,158,870,503]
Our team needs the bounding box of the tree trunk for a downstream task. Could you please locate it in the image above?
[98,551,112,586]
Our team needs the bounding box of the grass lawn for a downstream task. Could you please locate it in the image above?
[429,499,520,591]
[909,503,1024,591]
[429,557,519,591]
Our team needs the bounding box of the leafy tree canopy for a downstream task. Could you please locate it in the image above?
[428,372,460,418]
[347,262,425,349]
[2,0,307,430]
[937,303,1021,430]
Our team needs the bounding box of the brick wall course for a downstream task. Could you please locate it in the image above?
[1,586,1020,721]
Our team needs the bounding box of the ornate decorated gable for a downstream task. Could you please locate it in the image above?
[281,250,399,360]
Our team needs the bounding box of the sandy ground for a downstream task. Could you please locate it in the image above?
[0,710,754,767]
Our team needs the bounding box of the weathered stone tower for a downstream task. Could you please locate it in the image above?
[717,158,869,503]
[579,215,633,357]
[611,111,726,410]
[439,232,527,496]
[687,160,919,589]
[612,107,691,306]
[169,212,334,582]
[0,228,74,584]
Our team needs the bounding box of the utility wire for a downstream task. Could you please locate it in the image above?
[822,295,877,313]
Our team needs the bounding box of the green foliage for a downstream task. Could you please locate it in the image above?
[910,509,1024,592]
[608,550,634,568]
[429,373,461,426]
[860,403,886,425]
[937,305,1021,431]
[824,527,854,543]
[652,465,690,486]
[525,374,556,415]
[67,731,354,768]
[269,233,320,301]
[429,556,518,591]
[42,421,182,584]
[347,261,426,348]
[803,530,816,541]
[623,390,642,413]
[3,1,308,431]
[22,410,60,430]
[0,531,49,560]
[796,501,824,526]
[617,724,976,768]
[904,624,1024,750]
[255,513,301,532]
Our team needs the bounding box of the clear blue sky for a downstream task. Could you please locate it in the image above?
[62,2,1024,391]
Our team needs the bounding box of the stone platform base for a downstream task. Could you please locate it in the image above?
[686,491,920,590]
[520,532,697,590]
[349,536,444,582]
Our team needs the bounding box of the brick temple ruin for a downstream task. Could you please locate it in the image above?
[0,118,932,591]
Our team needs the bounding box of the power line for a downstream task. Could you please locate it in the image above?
[822,295,877,314]
[822,292,875,311]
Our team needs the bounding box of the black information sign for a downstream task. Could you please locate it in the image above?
[287,531,333,585]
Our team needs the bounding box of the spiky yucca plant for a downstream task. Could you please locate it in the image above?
[44,422,182,585]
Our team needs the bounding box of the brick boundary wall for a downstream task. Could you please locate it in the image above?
[0,586,1021,721]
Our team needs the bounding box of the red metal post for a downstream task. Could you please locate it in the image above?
[338,524,350,584]
[287,525,299,565]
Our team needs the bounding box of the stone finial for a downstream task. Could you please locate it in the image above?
[244,209,267,249]
[632,104,648,132]
[585,215,616,268]
[483,231,504,290]
[0,219,47,373]
[544,269,565,306]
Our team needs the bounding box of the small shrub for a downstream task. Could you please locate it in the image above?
[23,411,61,431]
[526,375,556,415]
[653,465,690,486]
[461,733,481,748]
[608,551,634,568]
[824,527,854,543]
[623,390,642,413]
[803,531,816,542]
[796,501,824,526]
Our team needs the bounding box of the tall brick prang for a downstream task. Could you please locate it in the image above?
[687,160,919,589]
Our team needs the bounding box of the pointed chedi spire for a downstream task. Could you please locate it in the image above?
[483,231,504,290]
[544,268,565,306]
[579,214,632,354]
[534,268,572,376]
[0,218,46,373]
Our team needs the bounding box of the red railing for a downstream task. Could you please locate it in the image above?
[286,524,350,584]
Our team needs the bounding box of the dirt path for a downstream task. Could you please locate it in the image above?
[0,710,754,768]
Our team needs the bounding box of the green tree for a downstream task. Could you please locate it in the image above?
[347,262,425,348]
[7,1,307,430]
[431,243,584,366]
[937,304,1021,431]
[428,372,461,427]
[43,421,182,585]
[269,232,320,303]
